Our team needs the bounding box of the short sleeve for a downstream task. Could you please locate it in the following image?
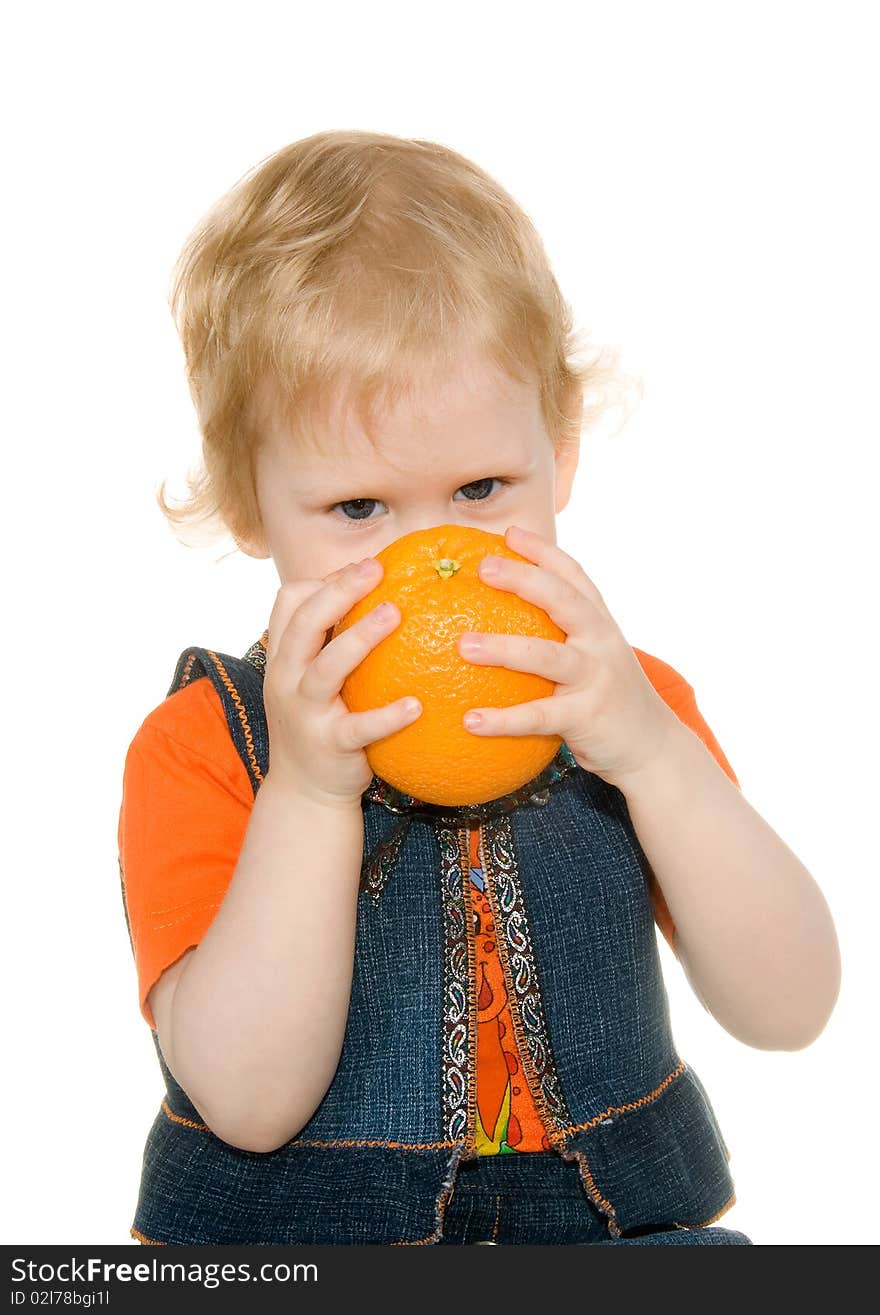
[633,649,741,960]
[117,678,254,1029]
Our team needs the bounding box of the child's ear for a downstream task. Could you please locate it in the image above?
[554,390,582,513]
[554,436,580,514]
[235,528,272,560]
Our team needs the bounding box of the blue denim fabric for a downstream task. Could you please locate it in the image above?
[126,640,742,1246]
[438,1153,751,1244]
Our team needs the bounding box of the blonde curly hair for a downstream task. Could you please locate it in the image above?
[158,129,642,551]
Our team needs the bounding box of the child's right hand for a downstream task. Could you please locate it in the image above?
[262,557,422,809]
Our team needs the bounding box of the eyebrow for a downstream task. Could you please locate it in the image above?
[301,456,537,501]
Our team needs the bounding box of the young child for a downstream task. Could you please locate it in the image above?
[117,129,840,1246]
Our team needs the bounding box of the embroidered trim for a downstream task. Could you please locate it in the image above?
[286,1137,458,1150]
[359,816,412,903]
[457,828,479,1154]
[177,652,198,688]
[436,826,472,1145]
[364,742,579,819]
[242,630,269,674]
[482,815,572,1129]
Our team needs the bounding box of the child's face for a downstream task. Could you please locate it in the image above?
[248,350,580,584]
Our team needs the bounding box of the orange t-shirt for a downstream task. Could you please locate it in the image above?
[118,647,739,1150]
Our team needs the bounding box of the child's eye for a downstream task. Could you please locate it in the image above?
[331,478,509,521]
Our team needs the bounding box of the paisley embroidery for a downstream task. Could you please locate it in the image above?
[363,742,579,821]
[482,815,574,1129]
[242,629,269,676]
[358,743,581,901]
[436,825,473,1145]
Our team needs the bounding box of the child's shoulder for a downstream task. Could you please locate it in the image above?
[124,672,255,808]
[139,673,227,744]
[127,671,240,782]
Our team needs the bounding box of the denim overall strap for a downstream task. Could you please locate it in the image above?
[167,632,271,793]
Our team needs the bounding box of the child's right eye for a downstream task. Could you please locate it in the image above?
[331,476,510,520]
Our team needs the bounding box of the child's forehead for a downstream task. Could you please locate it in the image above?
[271,420,542,492]
[263,380,545,486]
[259,354,542,466]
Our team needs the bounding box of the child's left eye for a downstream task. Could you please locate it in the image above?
[454,477,509,502]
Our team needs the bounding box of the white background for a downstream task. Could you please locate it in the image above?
[4,0,877,1247]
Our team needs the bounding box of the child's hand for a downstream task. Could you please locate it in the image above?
[457,524,684,792]
[263,558,421,808]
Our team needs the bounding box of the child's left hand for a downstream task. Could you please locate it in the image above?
[458,524,684,792]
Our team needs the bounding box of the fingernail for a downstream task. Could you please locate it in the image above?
[357,557,378,575]
[403,698,421,716]
[479,556,500,577]
[459,633,482,651]
[463,711,482,729]
[374,601,396,621]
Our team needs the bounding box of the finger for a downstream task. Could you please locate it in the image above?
[317,562,371,647]
[275,559,383,674]
[457,632,575,683]
[267,557,379,665]
[477,554,589,637]
[337,695,422,752]
[502,525,610,616]
[266,579,325,667]
[462,694,563,738]
[301,599,402,703]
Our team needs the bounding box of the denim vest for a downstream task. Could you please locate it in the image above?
[126,635,736,1245]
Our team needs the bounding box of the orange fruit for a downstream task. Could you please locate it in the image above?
[331,524,566,806]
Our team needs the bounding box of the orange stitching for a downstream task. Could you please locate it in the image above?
[555,1060,688,1137]
[205,651,264,785]
[130,1227,166,1245]
[564,1147,621,1238]
[161,1099,209,1131]
[159,1100,458,1149]
[673,1192,737,1230]
[492,1194,501,1242]
[150,902,221,932]
[390,1145,465,1245]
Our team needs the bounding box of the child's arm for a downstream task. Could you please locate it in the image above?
[158,556,417,1153]
[617,711,841,1050]
[160,777,364,1153]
